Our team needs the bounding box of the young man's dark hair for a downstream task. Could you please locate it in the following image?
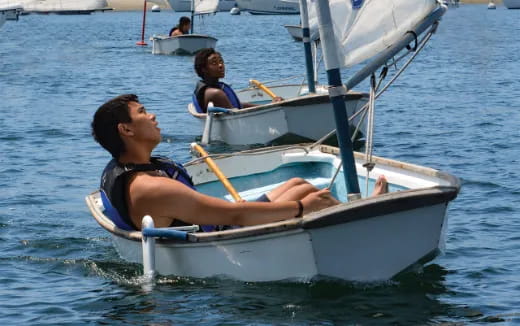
[194,48,220,78]
[170,16,191,36]
[91,94,138,159]
[179,16,190,26]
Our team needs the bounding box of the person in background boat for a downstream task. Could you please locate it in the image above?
[193,48,284,113]
[91,94,389,231]
[169,16,191,37]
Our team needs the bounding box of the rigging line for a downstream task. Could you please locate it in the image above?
[260,75,306,85]
[375,26,437,97]
[313,26,437,150]
[326,106,369,190]
[310,102,370,149]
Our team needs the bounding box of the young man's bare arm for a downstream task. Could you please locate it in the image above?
[127,173,336,229]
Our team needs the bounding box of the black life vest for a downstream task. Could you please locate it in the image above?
[100,156,216,231]
[192,80,242,113]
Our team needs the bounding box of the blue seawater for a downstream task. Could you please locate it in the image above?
[1,4,519,325]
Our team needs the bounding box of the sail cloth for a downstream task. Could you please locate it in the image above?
[193,0,219,15]
[304,0,438,68]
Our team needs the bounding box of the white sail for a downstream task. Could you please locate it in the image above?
[309,0,438,67]
[193,0,218,15]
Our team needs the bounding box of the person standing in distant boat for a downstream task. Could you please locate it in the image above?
[192,48,283,113]
[169,16,191,37]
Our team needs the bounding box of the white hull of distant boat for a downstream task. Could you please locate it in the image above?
[188,84,367,145]
[0,4,22,28]
[167,0,235,11]
[284,24,302,41]
[236,0,299,14]
[86,145,460,282]
[18,0,108,13]
[152,34,217,55]
[503,0,520,9]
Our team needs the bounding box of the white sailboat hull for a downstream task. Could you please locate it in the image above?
[236,0,299,15]
[189,86,367,145]
[152,34,217,55]
[167,0,235,12]
[86,145,459,282]
[19,0,108,13]
[503,0,520,9]
[284,24,302,41]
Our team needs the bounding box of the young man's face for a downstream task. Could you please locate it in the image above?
[181,22,191,33]
[120,101,161,145]
[203,53,225,79]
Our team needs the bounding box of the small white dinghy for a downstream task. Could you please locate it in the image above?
[86,145,460,282]
[284,24,303,41]
[151,0,218,55]
[152,34,217,55]
[188,85,368,145]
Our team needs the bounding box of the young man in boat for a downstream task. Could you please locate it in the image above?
[193,48,283,113]
[92,94,388,231]
[169,16,190,37]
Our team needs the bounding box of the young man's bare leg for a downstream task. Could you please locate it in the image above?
[264,178,315,202]
[372,175,389,196]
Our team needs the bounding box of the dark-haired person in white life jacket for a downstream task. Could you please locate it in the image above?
[91,94,388,231]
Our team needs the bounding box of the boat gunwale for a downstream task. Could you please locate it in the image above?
[187,92,368,119]
[86,144,460,244]
[152,34,218,42]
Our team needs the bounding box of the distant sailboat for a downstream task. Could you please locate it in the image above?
[151,0,218,55]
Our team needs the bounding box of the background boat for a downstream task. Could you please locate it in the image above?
[236,0,299,14]
[189,85,367,145]
[152,0,218,54]
[14,0,109,14]
[283,23,302,41]
[152,33,217,54]
[0,1,23,28]
[167,0,235,11]
[503,0,520,8]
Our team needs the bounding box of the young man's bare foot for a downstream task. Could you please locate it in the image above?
[372,175,389,196]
